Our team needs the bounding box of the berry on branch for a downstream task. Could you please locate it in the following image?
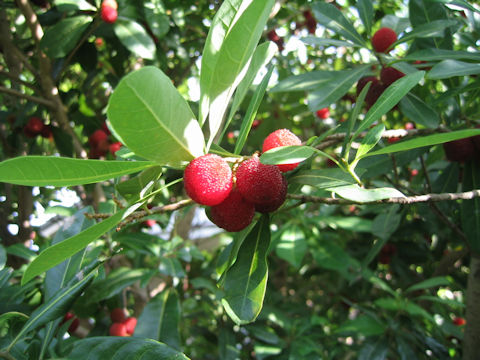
[262,129,302,172]
[371,27,397,53]
[209,189,255,232]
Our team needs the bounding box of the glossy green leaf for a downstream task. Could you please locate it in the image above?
[358,338,388,360]
[399,93,440,129]
[260,145,314,166]
[68,337,190,360]
[404,48,480,62]
[312,240,361,280]
[134,289,181,350]
[289,168,358,189]
[22,203,142,285]
[0,156,154,187]
[307,65,370,111]
[40,16,91,58]
[396,19,458,44]
[363,129,480,158]
[427,60,480,80]
[55,0,96,11]
[271,70,337,93]
[234,64,275,155]
[0,244,5,270]
[199,0,275,145]
[301,36,359,48]
[144,0,170,39]
[275,226,307,268]
[371,205,401,241]
[362,238,389,269]
[116,166,162,200]
[355,124,385,160]
[320,216,373,233]
[354,71,424,138]
[430,0,479,13]
[114,19,156,59]
[0,312,28,330]
[396,336,418,360]
[159,258,185,278]
[221,215,270,325]
[5,244,36,261]
[461,161,480,253]
[336,315,386,336]
[311,2,366,46]
[8,264,98,351]
[405,276,450,293]
[327,185,405,203]
[84,267,151,304]
[219,327,241,360]
[107,66,205,167]
[357,0,373,34]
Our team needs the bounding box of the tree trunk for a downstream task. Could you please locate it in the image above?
[463,254,480,359]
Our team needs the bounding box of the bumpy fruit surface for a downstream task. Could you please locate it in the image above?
[236,156,287,209]
[443,138,475,163]
[380,67,405,86]
[356,76,378,96]
[371,27,397,53]
[184,154,233,206]
[101,3,118,23]
[89,129,108,146]
[124,317,137,335]
[365,82,386,108]
[109,322,129,336]
[262,129,302,172]
[110,307,127,323]
[209,189,255,232]
[254,175,287,213]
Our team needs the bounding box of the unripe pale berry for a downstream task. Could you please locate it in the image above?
[236,156,287,210]
[371,27,397,53]
[262,129,302,172]
[209,189,255,232]
[109,322,129,336]
[124,317,137,335]
[380,67,405,86]
[184,154,233,206]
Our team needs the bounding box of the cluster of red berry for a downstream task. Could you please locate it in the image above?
[109,308,137,337]
[23,116,52,139]
[302,10,317,34]
[183,129,302,232]
[101,0,118,24]
[61,311,80,334]
[88,123,122,159]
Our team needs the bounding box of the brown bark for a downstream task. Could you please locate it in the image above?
[464,254,480,359]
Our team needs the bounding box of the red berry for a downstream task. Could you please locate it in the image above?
[102,0,117,10]
[236,156,287,210]
[89,129,109,146]
[267,29,280,42]
[303,11,317,34]
[109,322,129,336]
[410,169,419,177]
[365,82,386,108]
[101,5,117,24]
[62,312,79,333]
[316,107,330,120]
[209,189,255,232]
[453,317,466,326]
[356,76,379,97]
[110,307,127,323]
[40,125,53,139]
[109,141,122,155]
[184,154,233,206]
[262,129,302,172]
[405,122,415,130]
[388,137,400,144]
[24,117,44,137]
[124,317,137,335]
[380,67,405,86]
[143,219,156,227]
[443,138,475,163]
[252,119,262,129]
[254,175,287,213]
[371,27,397,53]
[95,38,104,47]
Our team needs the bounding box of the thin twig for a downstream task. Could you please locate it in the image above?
[0,86,55,108]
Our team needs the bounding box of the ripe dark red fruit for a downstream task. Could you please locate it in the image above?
[236,156,287,210]
[110,307,127,323]
[109,141,122,155]
[184,154,233,206]
[262,129,302,172]
[254,175,287,213]
[101,0,118,24]
[62,312,79,333]
[40,125,53,139]
[380,67,405,86]
[365,82,386,108]
[371,27,397,53]
[209,189,255,232]
[89,129,109,146]
[24,117,44,137]
[303,10,317,34]
[109,322,129,336]
[124,317,137,335]
[443,138,475,163]
[453,317,466,326]
[356,76,379,97]
[316,107,330,120]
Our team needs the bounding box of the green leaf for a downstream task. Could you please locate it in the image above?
[429,0,480,13]
[354,71,425,138]
[311,2,366,46]
[234,64,275,155]
[22,203,142,285]
[199,0,275,145]
[301,36,359,48]
[355,124,385,160]
[107,66,205,167]
[371,205,402,240]
[336,315,386,336]
[289,168,359,189]
[275,226,307,268]
[134,289,181,350]
[0,244,5,270]
[404,49,480,62]
[116,166,162,200]
[68,337,190,360]
[260,145,314,166]
[396,19,458,44]
[358,337,388,360]
[307,65,370,111]
[5,244,36,261]
[461,161,480,253]
[144,0,170,39]
[114,19,156,59]
[405,276,451,293]
[84,267,151,303]
[363,129,480,158]
[221,215,271,325]
[40,16,92,58]
[320,216,373,233]
[312,240,361,280]
[0,312,28,330]
[399,93,440,129]
[396,336,418,360]
[357,0,373,34]
[0,156,154,187]
[327,185,405,203]
[55,0,96,11]
[8,264,98,351]
[362,238,389,269]
[427,60,480,80]
[271,70,337,93]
